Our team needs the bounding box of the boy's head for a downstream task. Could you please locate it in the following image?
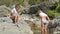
[38,9,43,13]
[15,4,20,10]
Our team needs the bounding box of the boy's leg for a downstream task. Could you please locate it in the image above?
[10,15,15,24]
[17,15,20,24]
[14,15,18,27]
[14,15,20,27]
[41,24,45,34]
[44,24,48,34]
[12,18,15,24]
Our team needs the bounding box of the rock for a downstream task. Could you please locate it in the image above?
[52,16,60,34]
[0,17,12,23]
[47,16,60,29]
[25,19,41,34]
[52,16,60,26]
[0,17,33,34]
[21,14,41,27]
[0,5,11,17]
[48,16,60,34]
[20,14,32,20]
[21,14,41,34]
[16,20,33,34]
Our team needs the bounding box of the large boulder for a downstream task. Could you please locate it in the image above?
[20,14,41,27]
[0,17,12,23]
[47,16,60,34]
[0,5,11,17]
[20,14,41,34]
[52,16,60,26]
[52,16,60,34]
[0,17,33,34]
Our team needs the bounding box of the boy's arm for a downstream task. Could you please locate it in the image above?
[39,17,42,22]
[46,16,50,23]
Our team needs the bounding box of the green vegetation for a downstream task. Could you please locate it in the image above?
[47,2,60,19]
[56,3,60,12]
[17,0,25,7]
[28,0,43,5]
[0,0,25,7]
[47,10,59,19]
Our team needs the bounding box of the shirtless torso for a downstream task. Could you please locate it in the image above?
[39,12,48,24]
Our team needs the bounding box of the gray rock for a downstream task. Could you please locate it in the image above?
[0,5,11,17]
[0,17,12,23]
[52,16,60,26]
[48,16,60,34]
[0,17,33,34]
[20,14,32,20]
[21,14,41,27]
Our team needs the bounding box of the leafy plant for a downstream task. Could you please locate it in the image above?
[28,0,41,5]
[47,10,58,19]
[56,3,60,12]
